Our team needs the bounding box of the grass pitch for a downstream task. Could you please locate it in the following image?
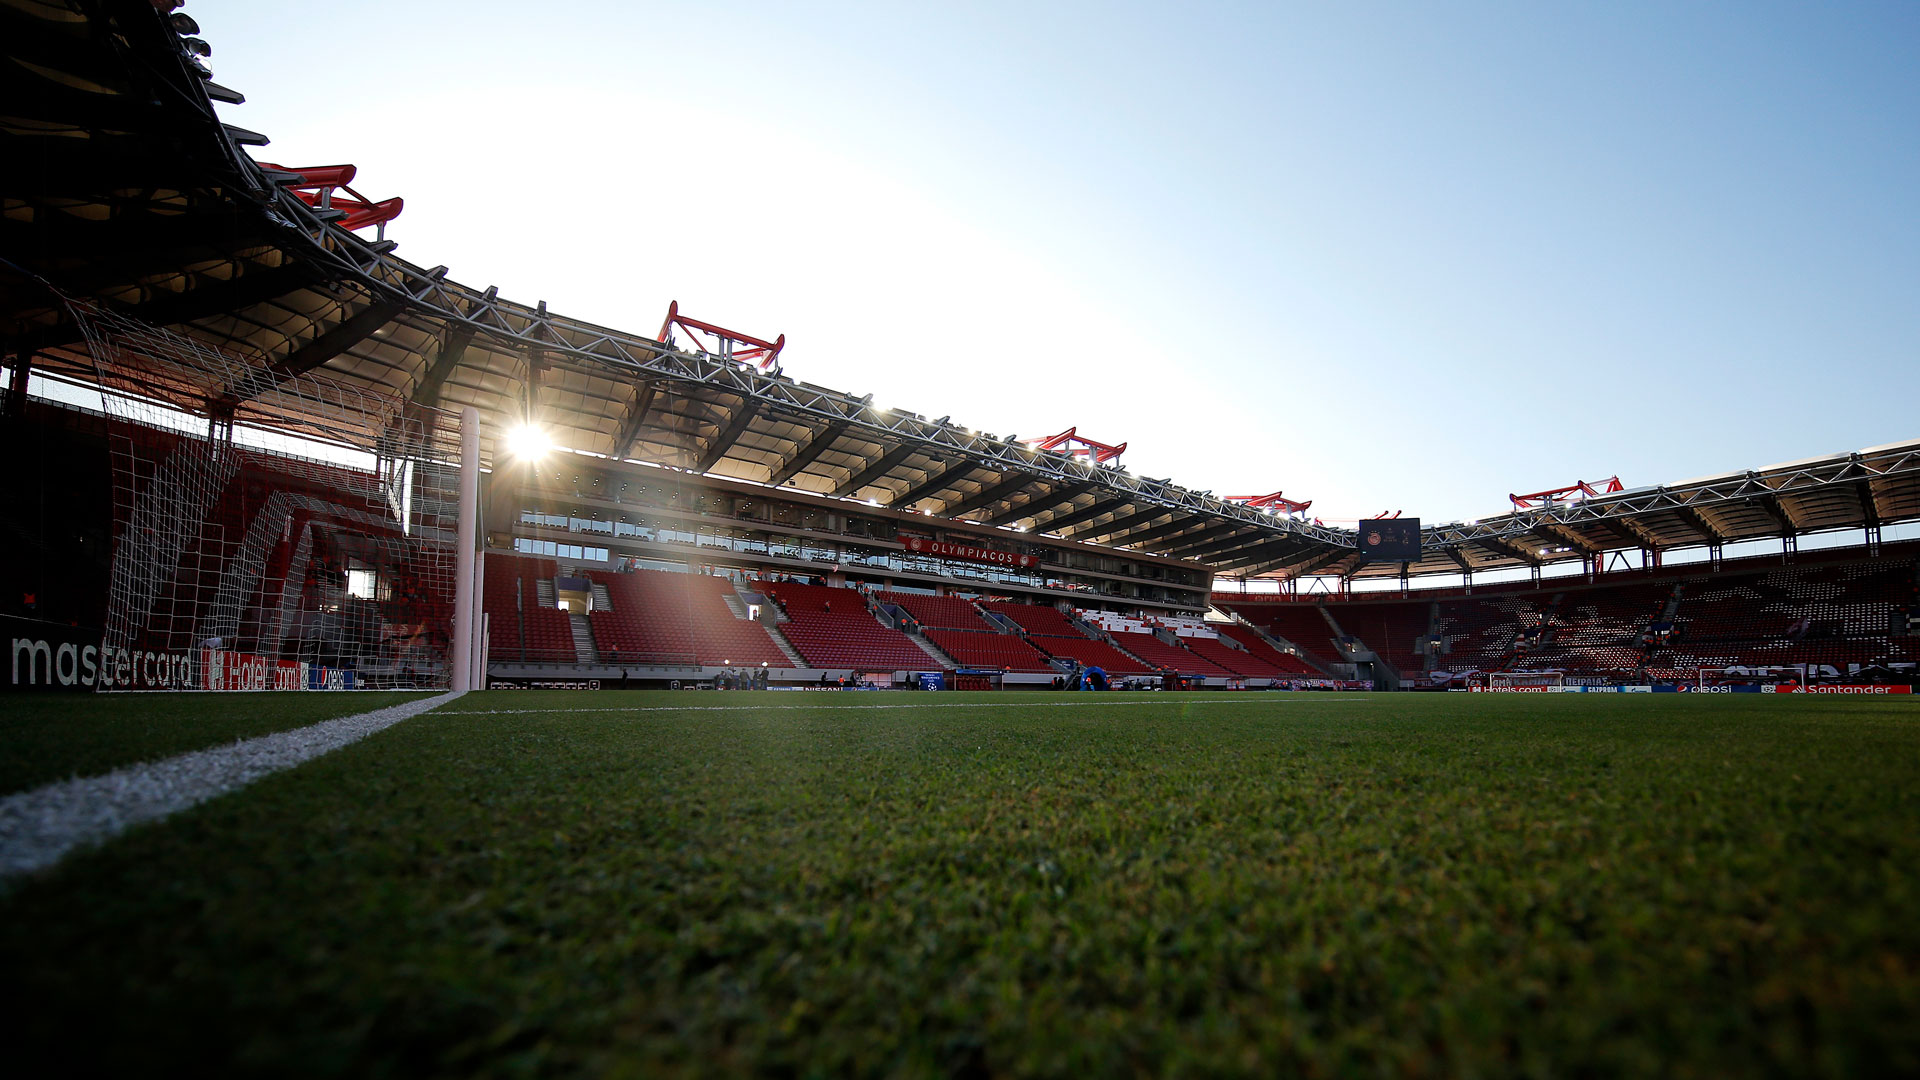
[2,690,1916,1076]
[0,689,434,796]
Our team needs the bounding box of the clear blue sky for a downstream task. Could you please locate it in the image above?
[192,0,1919,526]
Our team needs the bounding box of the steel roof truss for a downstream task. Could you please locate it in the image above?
[833,444,919,498]
[1031,498,1131,535]
[942,473,1038,518]
[1147,521,1251,556]
[610,380,658,461]
[768,420,848,487]
[1114,516,1212,549]
[984,479,1103,527]
[693,398,758,474]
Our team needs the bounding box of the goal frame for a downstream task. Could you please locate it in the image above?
[1483,670,1566,691]
[1696,664,1804,690]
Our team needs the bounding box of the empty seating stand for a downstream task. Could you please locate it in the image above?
[519,558,575,662]
[1217,624,1320,675]
[981,601,1151,674]
[1213,600,1345,670]
[764,582,932,670]
[590,567,787,667]
[877,591,1057,672]
[1108,630,1233,677]
[1179,633,1290,678]
[481,552,536,660]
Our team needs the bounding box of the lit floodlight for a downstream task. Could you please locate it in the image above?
[504,422,551,461]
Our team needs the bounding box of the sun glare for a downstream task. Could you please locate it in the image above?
[504,422,551,462]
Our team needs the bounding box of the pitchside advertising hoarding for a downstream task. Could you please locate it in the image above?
[1470,683,1912,694]
[6,615,356,691]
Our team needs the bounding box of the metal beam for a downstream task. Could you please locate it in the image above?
[1597,516,1661,550]
[1215,537,1313,572]
[217,298,406,407]
[1443,546,1474,572]
[1112,515,1211,549]
[270,299,407,381]
[984,479,1103,527]
[1145,521,1250,555]
[833,444,919,498]
[693,398,758,474]
[1856,479,1882,527]
[1754,492,1798,535]
[1070,506,1172,541]
[1205,531,1310,567]
[609,381,657,461]
[1473,535,1542,566]
[1535,521,1603,556]
[1257,548,1352,580]
[15,263,327,353]
[1672,505,1726,546]
[768,420,847,487]
[1032,497,1131,535]
[1172,528,1275,561]
[889,459,983,509]
[410,326,472,407]
[942,473,1038,519]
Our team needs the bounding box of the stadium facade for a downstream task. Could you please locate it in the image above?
[3,0,1917,692]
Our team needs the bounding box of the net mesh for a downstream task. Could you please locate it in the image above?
[70,299,463,690]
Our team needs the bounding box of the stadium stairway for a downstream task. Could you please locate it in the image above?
[762,623,808,669]
[904,629,958,670]
[568,612,597,664]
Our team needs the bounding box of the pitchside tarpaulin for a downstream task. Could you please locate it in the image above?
[1356,518,1422,562]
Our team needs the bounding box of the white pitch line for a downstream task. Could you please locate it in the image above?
[0,690,462,882]
[433,696,1341,716]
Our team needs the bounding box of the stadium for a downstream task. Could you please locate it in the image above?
[2,1,1917,1075]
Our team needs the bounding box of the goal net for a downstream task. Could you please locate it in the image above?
[1697,665,1801,689]
[1481,670,1566,692]
[70,299,465,691]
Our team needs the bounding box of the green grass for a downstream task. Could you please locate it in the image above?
[2,691,1917,1077]
[0,690,434,795]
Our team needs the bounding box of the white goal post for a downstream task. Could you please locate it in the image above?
[1697,665,1803,689]
[1482,670,1566,691]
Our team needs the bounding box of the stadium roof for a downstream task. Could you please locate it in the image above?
[7,0,1920,585]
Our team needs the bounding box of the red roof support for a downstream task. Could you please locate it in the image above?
[1023,426,1127,464]
[259,162,403,235]
[1226,489,1313,514]
[1509,476,1623,510]
[657,301,785,369]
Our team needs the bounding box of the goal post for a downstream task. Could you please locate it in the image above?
[69,296,470,691]
[1481,670,1566,692]
[1697,665,1803,689]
